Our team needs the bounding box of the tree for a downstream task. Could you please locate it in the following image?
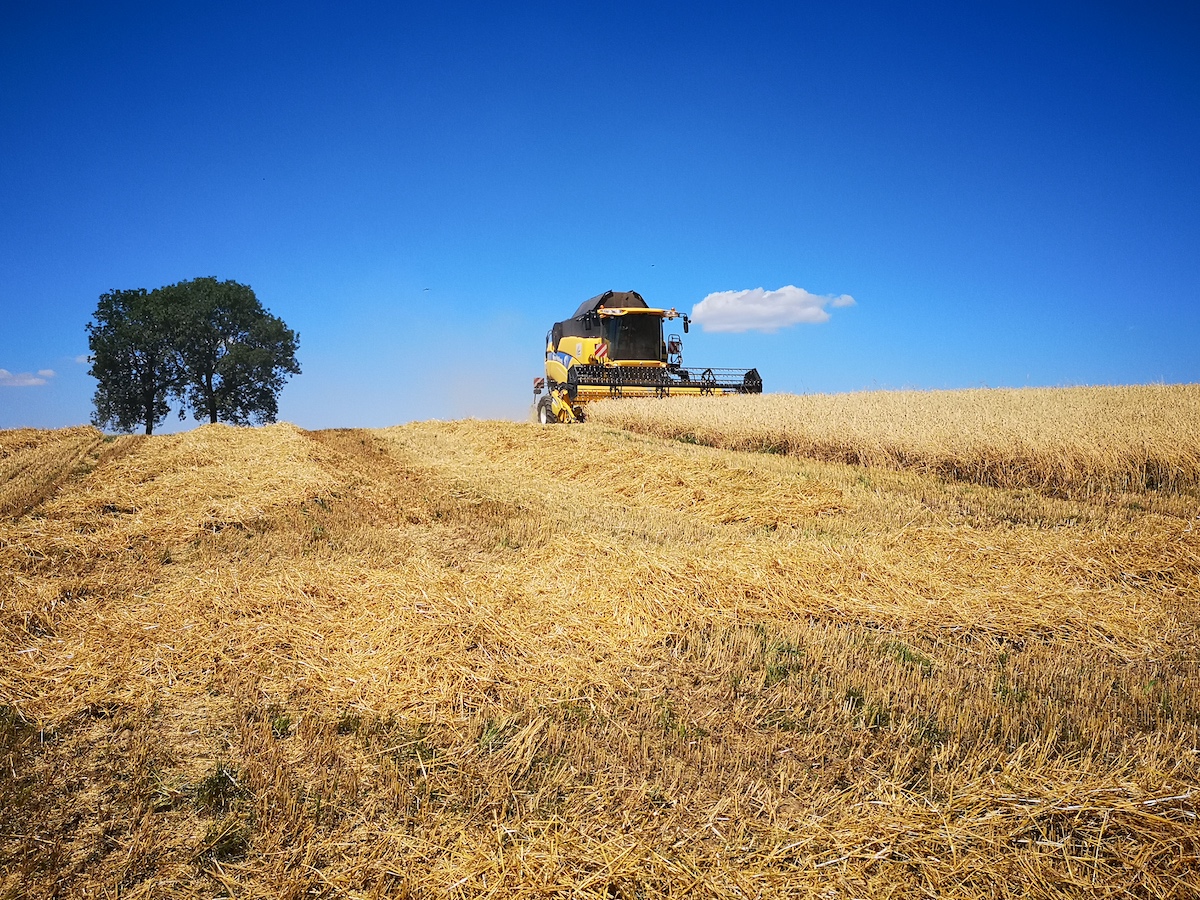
[87,288,182,435]
[163,277,301,425]
[86,278,301,433]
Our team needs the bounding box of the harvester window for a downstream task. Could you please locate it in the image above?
[602,316,662,361]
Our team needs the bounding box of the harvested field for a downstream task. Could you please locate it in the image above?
[0,427,142,519]
[586,384,1200,498]
[1,408,1198,898]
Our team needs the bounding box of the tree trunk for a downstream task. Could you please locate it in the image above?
[206,371,217,423]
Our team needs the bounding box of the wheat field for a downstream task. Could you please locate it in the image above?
[586,385,1200,498]
[1,396,1198,897]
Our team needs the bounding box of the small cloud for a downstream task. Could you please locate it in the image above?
[75,354,91,364]
[691,285,856,333]
[0,368,52,387]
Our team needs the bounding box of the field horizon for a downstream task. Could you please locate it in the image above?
[2,385,1198,898]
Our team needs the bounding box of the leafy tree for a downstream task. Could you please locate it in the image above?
[163,277,301,425]
[86,278,301,433]
[87,288,182,435]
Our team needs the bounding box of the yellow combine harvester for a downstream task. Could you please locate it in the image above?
[533,290,762,423]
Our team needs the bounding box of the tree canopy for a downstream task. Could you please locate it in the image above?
[87,278,300,434]
[163,277,302,425]
[87,288,182,435]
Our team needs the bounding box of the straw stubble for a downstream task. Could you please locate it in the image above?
[1,406,1196,898]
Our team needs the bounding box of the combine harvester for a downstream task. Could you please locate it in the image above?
[534,290,762,423]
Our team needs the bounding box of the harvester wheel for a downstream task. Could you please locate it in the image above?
[537,397,555,425]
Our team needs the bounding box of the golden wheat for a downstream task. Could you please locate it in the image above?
[1,417,1196,898]
[587,385,1200,497]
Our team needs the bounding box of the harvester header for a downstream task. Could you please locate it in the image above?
[534,290,762,423]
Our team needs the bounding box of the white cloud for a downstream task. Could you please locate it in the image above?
[75,354,91,364]
[0,368,53,387]
[690,285,856,333]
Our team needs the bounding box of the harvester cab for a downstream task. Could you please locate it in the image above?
[534,290,762,424]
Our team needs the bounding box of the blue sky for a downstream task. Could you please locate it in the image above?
[2,1,1197,430]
